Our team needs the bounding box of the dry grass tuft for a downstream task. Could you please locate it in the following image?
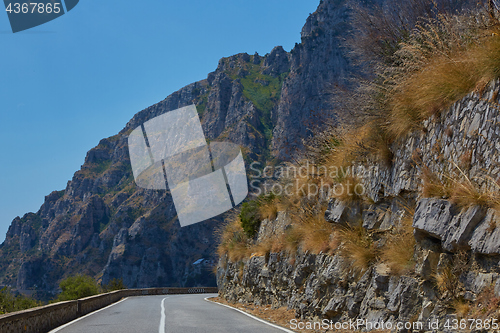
[449,176,500,209]
[258,198,279,222]
[339,3,500,147]
[216,216,250,262]
[469,285,500,320]
[320,122,393,175]
[434,265,459,296]
[299,212,336,254]
[433,251,469,299]
[332,175,364,203]
[338,226,379,274]
[421,166,500,211]
[282,204,337,255]
[381,9,500,139]
[421,167,453,198]
[249,235,286,258]
[380,210,416,275]
[452,299,471,319]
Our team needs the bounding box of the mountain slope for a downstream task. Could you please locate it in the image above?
[0,0,355,294]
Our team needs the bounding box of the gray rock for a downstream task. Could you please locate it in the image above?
[469,209,500,254]
[323,292,345,318]
[413,198,457,241]
[362,204,383,230]
[416,250,440,280]
[467,113,482,136]
[325,199,362,227]
[443,205,486,252]
[461,272,499,294]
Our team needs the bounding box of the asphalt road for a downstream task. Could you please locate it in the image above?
[49,294,288,333]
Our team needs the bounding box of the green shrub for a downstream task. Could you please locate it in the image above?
[57,275,99,301]
[102,278,126,292]
[239,200,261,238]
[0,287,41,314]
[239,193,278,238]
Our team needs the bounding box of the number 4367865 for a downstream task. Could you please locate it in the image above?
[6,3,61,14]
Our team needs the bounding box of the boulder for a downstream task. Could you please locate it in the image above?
[443,205,486,252]
[325,199,362,227]
[469,209,500,254]
[413,198,457,241]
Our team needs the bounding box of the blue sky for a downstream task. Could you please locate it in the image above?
[0,0,320,242]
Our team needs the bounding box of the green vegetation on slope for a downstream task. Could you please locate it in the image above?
[0,287,41,314]
[56,274,100,301]
[217,1,500,278]
[223,56,288,143]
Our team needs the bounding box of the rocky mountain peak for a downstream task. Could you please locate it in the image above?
[0,0,357,294]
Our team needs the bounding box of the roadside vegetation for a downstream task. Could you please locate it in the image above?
[0,275,126,315]
[0,287,41,315]
[217,0,500,280]
[56,275,100,301]
[56,275,125,301]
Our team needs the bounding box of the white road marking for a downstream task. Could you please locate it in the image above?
[48,297,129,333]
[159,297,168,333]
[204,297,295,333]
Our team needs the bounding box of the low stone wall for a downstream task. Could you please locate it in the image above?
[0,301,78,333]
[78,290,124,317]
[0,287,218,333]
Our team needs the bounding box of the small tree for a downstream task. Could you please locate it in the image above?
[102,278,126,292]
[239,193,277,238]
[239,200,261,238]
[0,287,40,314]
[57,275,99,301]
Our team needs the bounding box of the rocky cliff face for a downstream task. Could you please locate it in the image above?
[217,81,500,329]
[0,0,354,294]
[271,0,351,157]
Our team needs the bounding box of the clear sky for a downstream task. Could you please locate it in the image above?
[0,0,321,242]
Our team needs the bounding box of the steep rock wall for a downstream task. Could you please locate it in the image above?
[217,81,500,329]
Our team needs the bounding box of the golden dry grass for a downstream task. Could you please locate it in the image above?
[258,198,279,221]
[321,122,393,175]
[380,211,416,275]
[249,235,286,257]
[468,285,500,321]
[452,299,471,319]
[322,127,365,173]
[270,203,338,255]
[382,11,500,138]
[434,266,457,295]
[421,166,500,212]
[216,217,250,262]
[332,175,364,204]
[297,210,337,254]
[338,226,379,274]
[433,251,468,299]
[421,167,453,199]
[450,178,499,209]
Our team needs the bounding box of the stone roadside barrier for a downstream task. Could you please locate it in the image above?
[0,287,218,333]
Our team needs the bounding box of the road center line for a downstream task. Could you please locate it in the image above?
[159,297,168,333]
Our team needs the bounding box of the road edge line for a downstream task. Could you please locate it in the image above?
[204,297,295,333]
[48,297,129,332]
